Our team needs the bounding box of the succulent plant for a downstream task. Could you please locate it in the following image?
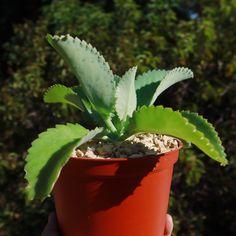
[25,34,227,200]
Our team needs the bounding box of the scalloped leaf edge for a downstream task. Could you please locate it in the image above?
[150,67,193,104]
[181,111,226,159]
[44,84,85,110]
[47,34,115,118]
[47,34,113,78]
[25,123,88,200]
[135,69,167,90]
[127,106,227,165]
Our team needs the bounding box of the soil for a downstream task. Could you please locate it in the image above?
[72,133,179,159]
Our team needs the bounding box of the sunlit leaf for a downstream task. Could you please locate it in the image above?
[25,123,89,200]
[135,69,167,107]
[115,66,137,120]
[44,84,85,110]
[152,67,193,103]
[127,106,227,165]
[47,34,115,118]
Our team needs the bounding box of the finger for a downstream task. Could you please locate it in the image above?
[164,214,174,236]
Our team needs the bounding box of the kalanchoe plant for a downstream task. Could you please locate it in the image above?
[25,34,228,200]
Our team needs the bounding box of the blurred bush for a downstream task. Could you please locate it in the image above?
[0,0,236,235]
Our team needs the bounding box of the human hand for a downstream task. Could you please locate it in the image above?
[42,213,173,236]
[164,214,174,236]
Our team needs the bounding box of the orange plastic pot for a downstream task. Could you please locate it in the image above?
[53,146,180,236]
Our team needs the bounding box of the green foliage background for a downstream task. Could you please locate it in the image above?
[0,0,236,235]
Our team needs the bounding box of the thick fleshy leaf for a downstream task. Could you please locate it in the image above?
[135,67,193,107]
[44,84,85,110]
[115,67,137,120]
[47,34,115,118]
[181,111,226,160]
[71,86,106,126]
[135,69,168,107]
[71,86,92,113]
[127,106,228,165]
[77,127,104,147]
[151,67,193,104]
[25,123,88,200]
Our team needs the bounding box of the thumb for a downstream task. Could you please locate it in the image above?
[164,214,174,236]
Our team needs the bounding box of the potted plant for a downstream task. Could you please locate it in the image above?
[25,34,227,236]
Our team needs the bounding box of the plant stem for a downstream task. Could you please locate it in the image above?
[104,118,117,133]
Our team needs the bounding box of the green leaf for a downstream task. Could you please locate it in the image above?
[47,34,115,118]
[135,69,167,90]
[77,127,104,146]
[44,84,85,110]
[25,123,88,200]
[72,86,106,127]
[181,111,226,162]
[135,67,193,107]
[71,86,92,113]
[135,69,168,107]
[151,67,193,104]
[115,66,137,120]
[127,106,228,165]
[114,75,121,84]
